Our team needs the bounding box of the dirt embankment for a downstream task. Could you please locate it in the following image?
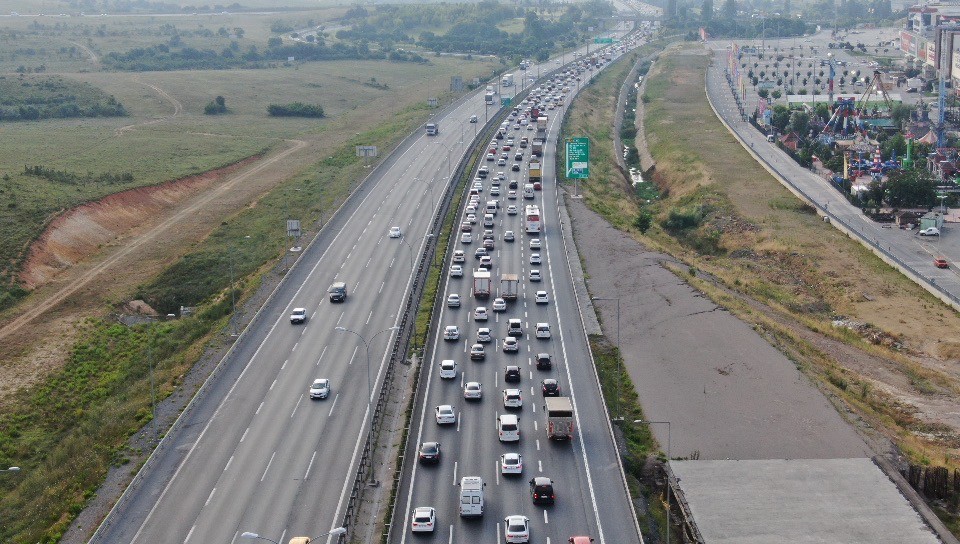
[20,156,260,289]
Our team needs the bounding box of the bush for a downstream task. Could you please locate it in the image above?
[633,211,652,233]
[662,206,703,231]
[267,102,325,118]
[203,96,227,115]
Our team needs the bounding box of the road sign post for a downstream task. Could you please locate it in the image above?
[565,137,590,197]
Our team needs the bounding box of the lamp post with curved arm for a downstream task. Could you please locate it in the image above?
[334,325,399,485]
[241,526,347,544]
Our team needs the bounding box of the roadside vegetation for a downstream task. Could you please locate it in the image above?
[565,41,960,533]
[0,75,126,121]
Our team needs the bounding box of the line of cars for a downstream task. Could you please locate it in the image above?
[405,48,632,542]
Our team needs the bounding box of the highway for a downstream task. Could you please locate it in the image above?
[392,36,644,544]
[91,26,638,544]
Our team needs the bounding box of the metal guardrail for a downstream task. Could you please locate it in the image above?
[707,65,960,313]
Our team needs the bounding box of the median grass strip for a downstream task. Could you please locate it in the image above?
[569,41,960,532]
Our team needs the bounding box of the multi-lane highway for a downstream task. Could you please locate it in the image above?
[392,38,645,544]
[91,26,638,544]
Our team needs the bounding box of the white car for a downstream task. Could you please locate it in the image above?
[464,381,483,400]
[503,337,519,352]
[536,323,551,339]
[474,307,489,321]
[389,226,402,238]
[508,190,518,199]
[461,232,473,244]
[535,291,549,304]
[411,507,436,533]
[439,359,457,379]
[504,230,515,242]
[500,452,523,474]
[435,405,456,424]
[450,265,463,277]
[444,325,460,341]
[507,205,518,215]
[503,388,523,408]
[453,250,466,263]
[530,253,541,264]
[479,255,492,268]
[504,515,530,543]
[466,213,477,223]
[529,269,541,281]
[477,327,493,343]
[290,307,307,324]
[447,294,461,307]
[309,378,330,399]
[529,238,541,249]
[920,227,941,236]
[492,298,507,312]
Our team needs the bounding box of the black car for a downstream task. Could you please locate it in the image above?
[504,365,521,383]
[541,379,560,397]
[530,476,555,504]
[509,179,519,189]
[419,441,441,464]
[511,163,521,172]
[536,353,552,370]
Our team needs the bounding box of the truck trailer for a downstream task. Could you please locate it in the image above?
[545,397,574,440]
[473,269,491,298]
[528,159,542,183]
[501,73,514,87]
[500,273,519,301]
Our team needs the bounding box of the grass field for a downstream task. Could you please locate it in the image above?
[0,55,497,308]
[568,41,960,487]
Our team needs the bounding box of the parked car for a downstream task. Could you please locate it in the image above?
[920,227,941,236]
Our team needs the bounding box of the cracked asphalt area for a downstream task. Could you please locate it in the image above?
[567,195,871,460]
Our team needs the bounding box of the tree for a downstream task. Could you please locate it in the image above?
[204,95,227,115]
[233,27,245,39]
[267,36,282,48]
[790,110,810,136]
[771,104,790,130]
[722,0,736,19]
[884,169,937,207]
[890,103,911,128]
[701,0,713,24]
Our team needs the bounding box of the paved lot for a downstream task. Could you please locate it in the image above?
[672,458,940,544]
[566,197,871,460]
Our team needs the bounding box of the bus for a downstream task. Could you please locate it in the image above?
[525,205,541,234]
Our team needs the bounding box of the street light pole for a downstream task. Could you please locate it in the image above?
[335,325,399,486]
[592,296,622,421]
[242,527,347,544]
[634,419,671,544]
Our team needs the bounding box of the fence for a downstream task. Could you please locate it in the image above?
[906,464,960,505]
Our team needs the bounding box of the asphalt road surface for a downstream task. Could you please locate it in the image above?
[392,38,645,544]
[92,25,640,544]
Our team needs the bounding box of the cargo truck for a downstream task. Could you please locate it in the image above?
[473,269,491,298]
[485,91,496,105]
[425,122,439,136]
[501,73,514,87]
[536,116,548,132]
[500,273,519,301]
[545,397,574,440]
[532,139,544,157]
[529,159,542,183]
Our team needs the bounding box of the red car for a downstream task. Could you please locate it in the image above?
[934,258,949,269]
[533,181,542,190]
[569,538,594,544]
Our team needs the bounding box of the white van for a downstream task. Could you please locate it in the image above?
[459,476,485,517]
[523,183,535,199]
[498,414,520,442]
[486,201,498,215]
[483,214,495,227]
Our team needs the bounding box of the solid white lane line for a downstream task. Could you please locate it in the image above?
[255,402,264,415]
[204,487,216,507]
[448,525,454,544]
[304,451,317,480]
[290,395,303,418]
[260,451,276,482]
[184,525,195,543]
[328,394,339,417]
[223,456,233,472]
[240,428,249,442]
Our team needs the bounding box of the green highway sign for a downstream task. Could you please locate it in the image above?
[594,37,614,44]
[501,97,512,107]
[565,137,590,179]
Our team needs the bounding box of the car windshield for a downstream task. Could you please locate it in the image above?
[508,522,525,532]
